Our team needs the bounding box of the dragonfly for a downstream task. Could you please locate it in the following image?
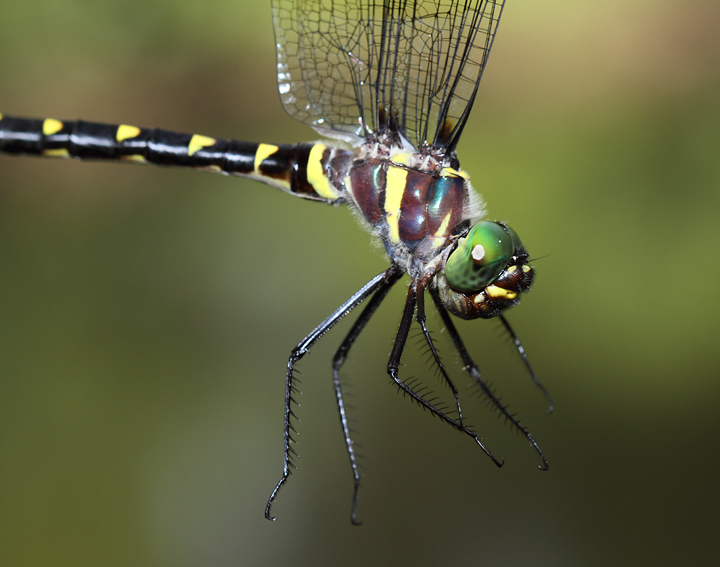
[0,0,552,524]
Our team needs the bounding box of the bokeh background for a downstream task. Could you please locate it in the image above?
[1,1,719,565]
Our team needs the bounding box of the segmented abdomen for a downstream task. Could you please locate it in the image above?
[0,114,351,203]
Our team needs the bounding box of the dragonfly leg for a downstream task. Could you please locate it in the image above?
[331,266,403,525]
[429,286,549,471]
[415,281,465,425]
[265,269,396,522]
[386,282,504,467]
[498,314,554,413]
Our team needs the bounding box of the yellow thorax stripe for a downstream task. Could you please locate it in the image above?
[431,212,453,248]
[384,164,409,243]
[390,152,412,166]
[440,166,469,179]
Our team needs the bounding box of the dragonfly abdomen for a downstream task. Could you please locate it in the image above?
[0,114,348,203]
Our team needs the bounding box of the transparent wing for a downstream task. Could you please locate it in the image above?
[272,0,506,151]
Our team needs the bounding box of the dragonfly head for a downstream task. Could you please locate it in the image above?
[435,221,534,320]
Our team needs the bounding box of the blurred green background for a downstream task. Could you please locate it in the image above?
[1,0,719,565]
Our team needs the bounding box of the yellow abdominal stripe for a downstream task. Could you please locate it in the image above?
[42,118,63,136]
[39,118,67,156]
[252,143,290,191]
[254,143,279,173]
[188,134,216,156]
[116,124,141,142]
[307,144,339,200]
[42,148,70,158]
[119,154,147,163]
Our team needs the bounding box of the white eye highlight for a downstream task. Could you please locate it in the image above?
[471,244,486,263]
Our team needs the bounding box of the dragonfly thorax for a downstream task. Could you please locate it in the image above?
[344,142,483,271]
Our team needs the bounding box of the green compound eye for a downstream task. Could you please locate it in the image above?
[444,221,519,293]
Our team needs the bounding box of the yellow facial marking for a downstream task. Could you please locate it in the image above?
[486,285,518,301]
[254,143,279,173]
[307,144,339,200]
[119,154,147,163]
[384,164,409,243]
[116,124,141,142]
[42,148,70,158]
[440,167,469,180]
[522,265,531,273]
[431,212,453,248]
[42,118,63,136]
[188,134,216,157]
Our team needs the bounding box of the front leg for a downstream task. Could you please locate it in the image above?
[429,285,549,471]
